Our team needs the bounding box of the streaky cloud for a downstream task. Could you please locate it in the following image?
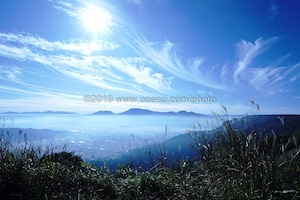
[129,35,228,90]
[0,32,172,96]
[234,37,279,83]
[129,34,299,95]
[1,30,298,97]
[235,37,300,94]
[0,66,22,83]
[0,32,119,54]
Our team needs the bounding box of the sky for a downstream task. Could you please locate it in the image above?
[0,0,299,114]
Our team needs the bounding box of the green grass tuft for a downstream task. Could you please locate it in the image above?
[1,102,299,199]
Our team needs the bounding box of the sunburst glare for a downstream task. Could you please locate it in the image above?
[80,6,113,34]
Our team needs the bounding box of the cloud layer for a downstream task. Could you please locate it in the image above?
[1,0,299,114]
[1,30,299,100]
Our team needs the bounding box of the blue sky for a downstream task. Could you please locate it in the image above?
[0,0,299,114]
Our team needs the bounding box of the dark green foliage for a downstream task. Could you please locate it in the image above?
[187,103,300,199]
[1,103,300,199]
[40,151,83,170]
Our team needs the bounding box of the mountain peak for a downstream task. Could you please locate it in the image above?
[92,111,115,115]
[118,108,203,116]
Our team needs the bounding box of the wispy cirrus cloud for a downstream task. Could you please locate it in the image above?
[104,57,173,93]
[0,66,83,112]
[49,56,173,95]
[0,65,176,114]
[0,65,74,96]
[234,38,300,94]
[2,29,298,97]
[129,35,227,90]
[46,1,296,97]
[0,32,173,95]
[245,57,300,93]
[48,0,77,17]
[234,37,279,83]
[0,32,119,55]
[0,66,22,83]
[0,65,122,113]
[130,35,299,94]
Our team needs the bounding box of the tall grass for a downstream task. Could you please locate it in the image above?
[187,102,300,199]
[1,103,299,199]
[122,125,169,171]
[0,120,112,199]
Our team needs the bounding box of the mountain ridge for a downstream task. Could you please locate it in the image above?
[92,108,204,116]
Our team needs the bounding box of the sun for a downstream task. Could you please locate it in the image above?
[80,6,113,34]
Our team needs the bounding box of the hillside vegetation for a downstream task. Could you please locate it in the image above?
[1,105,300,199]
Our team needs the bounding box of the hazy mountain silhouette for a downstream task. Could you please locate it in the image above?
[118,108,204,116]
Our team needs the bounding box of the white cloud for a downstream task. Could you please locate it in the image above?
[49,0,80,17]
[0,66,22,82]
[235,42,300,94]
[0,44,33,60]
[0,32,173,95]
[130,34,300,96]
[129,35,228,90]
[104,57,173,93]
[1,28,299,103]
[0,32,119,55]
[234,37,278,82]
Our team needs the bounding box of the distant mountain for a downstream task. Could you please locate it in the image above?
[0,111,19,114]
[0,111,76,114]
[92,111,115,115]
[92,114,300,170]
[119,108,155,115]
[176,111,204,116]
[118,108,204,116]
